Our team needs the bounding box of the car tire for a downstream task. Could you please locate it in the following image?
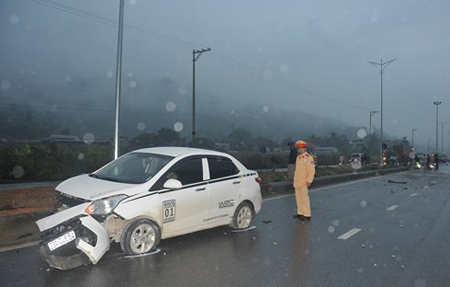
[231,202,254,230]
[120,218,161,255]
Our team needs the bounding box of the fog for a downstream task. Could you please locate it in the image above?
[1,0,450,152]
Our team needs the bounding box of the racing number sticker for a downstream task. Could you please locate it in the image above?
[162,199,176,223]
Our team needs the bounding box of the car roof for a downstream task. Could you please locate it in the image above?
[131,146,230,158]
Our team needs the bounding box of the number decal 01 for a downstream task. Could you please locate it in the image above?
[162,199,176,223]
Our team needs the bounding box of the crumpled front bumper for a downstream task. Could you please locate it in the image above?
[36,204,110,270]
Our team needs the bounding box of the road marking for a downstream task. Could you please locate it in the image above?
[337,228,361,240]
[410,193,418,197]
[387,205,399,211]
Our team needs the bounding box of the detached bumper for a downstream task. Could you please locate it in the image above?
[37,212,110,270]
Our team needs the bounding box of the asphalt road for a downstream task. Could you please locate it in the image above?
[1,166,449,287]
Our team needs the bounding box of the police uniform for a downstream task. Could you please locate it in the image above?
[293,141,315,218]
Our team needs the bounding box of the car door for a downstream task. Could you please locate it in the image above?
[152,156,209,236]
[205,156,241,224]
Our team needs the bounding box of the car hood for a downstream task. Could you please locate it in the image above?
[56,174,140,201]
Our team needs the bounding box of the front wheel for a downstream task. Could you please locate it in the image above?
[120,218,161,255]
[231,202,254,230]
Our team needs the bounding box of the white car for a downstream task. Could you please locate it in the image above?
[36,147,262,270]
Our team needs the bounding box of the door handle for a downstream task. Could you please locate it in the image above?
[233,181,241,185]
[195,187,206,191]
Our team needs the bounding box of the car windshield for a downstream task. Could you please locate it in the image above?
[92,152,173,184]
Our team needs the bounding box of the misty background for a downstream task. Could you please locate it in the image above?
[1,0,450,153]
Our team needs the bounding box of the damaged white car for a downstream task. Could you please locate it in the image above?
[36,147,262,270]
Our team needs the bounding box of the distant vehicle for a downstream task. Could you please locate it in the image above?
[36,147,262,270]
[349,153,369,166]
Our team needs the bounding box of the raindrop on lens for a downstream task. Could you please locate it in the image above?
[328,226,335,233]
[174,122,183,132]
[129,80,137,88]
[107,71,114,78]
[83,133,95,145]
[166,101,176,112]
[78,153,85,160]
[137,122,146,131]
[332,220,339,226]
[360,200,367,207]
[11,166,24,178]
[262,106,269,112]
[357,129,367,139]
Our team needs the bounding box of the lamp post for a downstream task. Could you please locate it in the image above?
[411,128,417,148]
[439,122,447,155]
[369,111,379,138]
[368,59,397,165]
[113,0,125,160]
[433,101,442,153]
[192,47,211,147]
[427,139,431,155]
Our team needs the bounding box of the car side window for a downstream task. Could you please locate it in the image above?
[208,157,239,179]
[151,157,203,190]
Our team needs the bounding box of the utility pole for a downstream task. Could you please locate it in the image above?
[439,122,447,155]
[113,0,125,159]
[369,111,379,138]
[367,59,397,165]
[427,139,431,155]
[192,47,211,147]
[411,128,417,149]
[433,101,441,153]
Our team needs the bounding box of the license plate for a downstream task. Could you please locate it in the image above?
[47,230,76,251]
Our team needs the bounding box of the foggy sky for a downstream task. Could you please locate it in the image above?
[1,0,450,152]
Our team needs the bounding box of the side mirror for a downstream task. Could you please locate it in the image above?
[163,179,182,189]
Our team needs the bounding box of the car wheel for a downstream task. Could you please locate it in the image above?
[231,202,254,230]
[120,218,161,255]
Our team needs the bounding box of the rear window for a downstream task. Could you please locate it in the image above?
[208,157,239,179]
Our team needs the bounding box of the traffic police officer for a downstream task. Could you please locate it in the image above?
[293,140,315,220]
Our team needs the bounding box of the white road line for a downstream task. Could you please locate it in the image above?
[386,205,399,211]
[337,228,361,240]
[410,193,418,197]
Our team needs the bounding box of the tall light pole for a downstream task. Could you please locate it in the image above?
[192,47,211,147]
[113,0,125,159]
[439,122,447,155]
[411,128,417,148]
[433,101,442,153]
[427,139,431,155]
[369,111,379,138]
[368,58,397,164]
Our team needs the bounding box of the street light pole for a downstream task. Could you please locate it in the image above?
[368,59,397,165]
[427,139,431,155]
[439,122,447,155]
[433,101,442,153]
[411,128,417,148]
[192,47,211,147]
[113,0,125,160]
[369,111,379,138]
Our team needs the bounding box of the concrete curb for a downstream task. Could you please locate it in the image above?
[261,166,409,198]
